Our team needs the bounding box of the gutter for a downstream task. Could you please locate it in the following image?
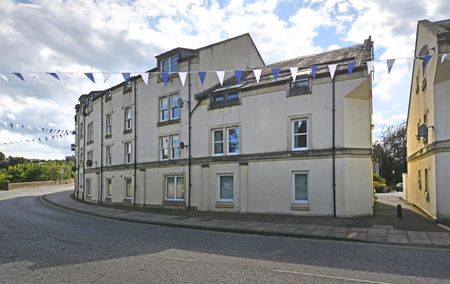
[332,77,336,217]
[100,92,104,204]
[133,80,138,206]
[188,60,192,210]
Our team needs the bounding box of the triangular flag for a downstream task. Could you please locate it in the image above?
[122,73,130,82]
[290,67,298,81]
[0,74,8,82]
[9,123,13,129]
[47,73,59,80]
[328,64,337,79]
[311,65,317,79]
[178,72,187,86]
[198,71,206,85]
[441,53,450,63]
[102,72,111,83]
[216,71,225,86]
[423,55,432,67]
[30,73,40,79]
[387,59,395,74]
[140,73,149,86]
[407,57,414,71]
[84,73,95,83]
[234,70,243,84]
[45,137,48,141]
[347,62,356,75]
[367,61,374,74]
[272,68,280,81]
[253,69,262,83]
[13,73,25,81]
[161,72,169,86]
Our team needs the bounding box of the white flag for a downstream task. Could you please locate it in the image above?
[407,57,414,71]
[216,71,225,86]
[367,61,374,74]
[2,121,6,128]
[178,72,187,87]
[102,73,111,83]
[253,69,262,83]
[0,74,8,82]
[442,53,450,63]
[328,64,337,79]
[140,73,149,86]
[290,67,298,81]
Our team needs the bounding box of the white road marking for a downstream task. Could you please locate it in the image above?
[274,269,391,284]
[160,256,195,262]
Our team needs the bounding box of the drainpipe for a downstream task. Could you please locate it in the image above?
[332,77,336,217]
[76,111,80,199]
[82,110,86,202]
[100,93,104,204]
[188,60,192,210]
[133,80,137,206]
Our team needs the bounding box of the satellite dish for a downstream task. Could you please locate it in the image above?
[176,97,184,108]
[418,124,428,138]
[70,144,76,151]
[180,141,188,149]
[86,160,93,167]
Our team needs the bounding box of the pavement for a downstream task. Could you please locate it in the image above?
[42,189,450,248]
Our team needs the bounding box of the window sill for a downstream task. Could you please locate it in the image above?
[291,203,310,211]
[157,118,180,127]
[209,100,241,110]
[288,88,312,97]
[123,198,132,204]
[105,134,112,139]
[123,129,133,135]
[215,202,234,209]
[162,200,186,207]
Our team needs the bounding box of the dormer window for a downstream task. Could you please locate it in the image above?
[161,55,178,73]
[123,81,132,94]
[289,77,311,96]
[210,90,240,109]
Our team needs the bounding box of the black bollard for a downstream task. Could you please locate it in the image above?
[397,204,402,218]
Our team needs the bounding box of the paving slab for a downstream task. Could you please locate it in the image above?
[387,234,410,245]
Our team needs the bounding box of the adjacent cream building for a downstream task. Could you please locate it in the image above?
[406,19,450,223]
[74,33,374,217]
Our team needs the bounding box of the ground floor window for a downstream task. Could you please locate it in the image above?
[86,178,91,198]
[166,176,185,201]
[125,178,132,199]
[293,172,308,203]
[106,178,112,198]
[218,174,234,202]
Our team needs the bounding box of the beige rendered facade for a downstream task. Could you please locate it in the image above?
[74,33,374,217]
[406,19,450,223]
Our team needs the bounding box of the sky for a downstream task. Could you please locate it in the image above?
[0,0,448,160]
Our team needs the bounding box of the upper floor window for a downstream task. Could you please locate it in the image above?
[123,81,132,94]
[210,90,240,109]
[289,77,311,96]
[124,142,132,164]
[292,119,308,151]
[87,122,93,143]
[159,94,180,122]
[124,107,132,131]
[106,146,112,166]
[79,122,84,138]
[87,97,93,113]
[106,114,112,136]
[105,91,112,101]
[213,126,240,156]
[161,55,178,73]
[160,134,180,160]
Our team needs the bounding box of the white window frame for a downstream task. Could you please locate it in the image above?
[124,107,132,130]
[87,150,93,163]
[86,178,91,198]
[106,178,112,198]
[218,174,234,202]
[159,97,169,122]
[170,135,180,160]
[212,126,240,156]
[124,178,132,199]
[160,136,169,160]
[170,94,180,120]
[87,122,93,143]
[106,114,112,136]
[125,142,132,164]
[291,119,308,151]
[292,171,309,204]
[160,94,180,122]
[106,146,112,166]
[165,176,185,201]
[160,55,178,73]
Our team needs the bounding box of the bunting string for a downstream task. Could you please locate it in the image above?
[0,133,70,146]
[0,119,74,135]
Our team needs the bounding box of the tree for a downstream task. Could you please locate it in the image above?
[372,121,407,186]
[0,151,5,162]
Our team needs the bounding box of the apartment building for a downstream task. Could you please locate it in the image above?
[74,33,374,217]
[405,19,450,222]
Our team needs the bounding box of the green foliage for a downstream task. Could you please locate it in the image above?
[0,152,5,162]
[0,159,74,183]
[373,173,387,193]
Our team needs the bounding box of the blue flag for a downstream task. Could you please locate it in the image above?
[84,73,95,83]
[161,72,169,86]
[234,70,243,84]
[198,71,207,85]
[348,62,356,75]
[311,65,317,79]
[122,73,131,82]
[13,73,25,81]
[47,73,60,80]
[423,55,432,68]
[272,68,280,81]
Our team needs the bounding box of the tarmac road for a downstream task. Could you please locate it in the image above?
[1,185,450,283]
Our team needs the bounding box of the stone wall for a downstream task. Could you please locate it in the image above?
[0,179,74,191]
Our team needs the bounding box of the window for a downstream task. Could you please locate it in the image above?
[159,94,180,122]
[212,126,240,156]
[124,107,132,131]
[106,114,112,136]
[87,97,93,113]
[79,122,84,138]
[86,178,91,198]
[210,90,240,108]
[166,176,185,201]
[125,178,132,199]
[218,175,234,202]
[125,142,132,164]
[123,81,132,94]
[160,135,180,160]
[87,151,93,166]
[161,55,178,73]
[105,91,112,101]
[106,178,112,198]
[424,169,428,191]
[106,146,112,166]
[292,119,308,150]
[79,149,84,166]
[418,169,422,190]
[87,122,93,143]
[293,172,308,204]
[290,77,311,96]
